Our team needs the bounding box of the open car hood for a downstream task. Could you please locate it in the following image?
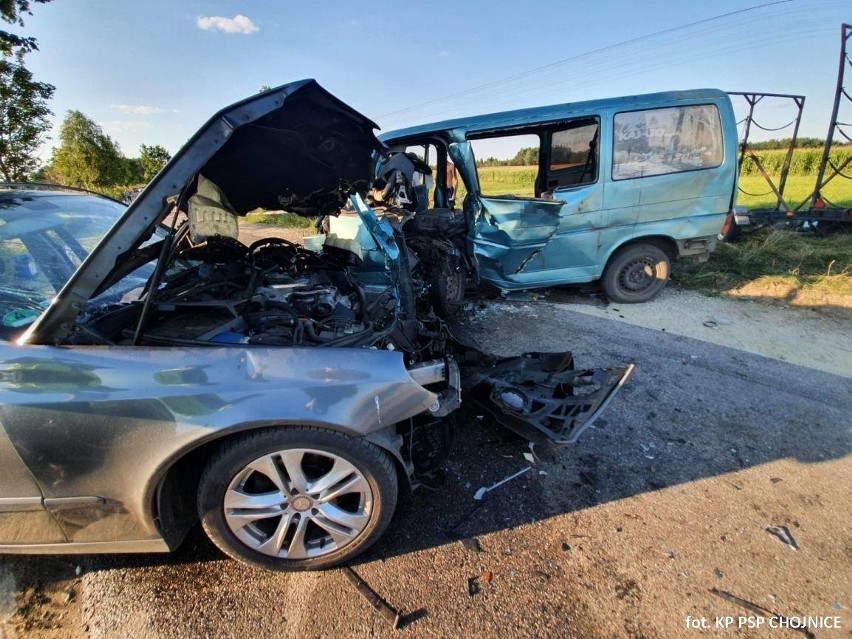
[22,79,385,345]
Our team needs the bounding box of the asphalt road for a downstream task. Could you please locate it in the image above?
[58,298,851,639]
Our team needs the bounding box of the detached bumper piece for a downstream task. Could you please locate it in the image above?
[464,352,634,445]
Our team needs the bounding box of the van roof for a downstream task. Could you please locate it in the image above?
[380,88,729,143]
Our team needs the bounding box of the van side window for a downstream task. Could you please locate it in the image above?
[613,105,723,180]
[469,133,540,198]
[548,119,599,188]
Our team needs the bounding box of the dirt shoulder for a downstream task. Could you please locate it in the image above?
[543,286,852,379]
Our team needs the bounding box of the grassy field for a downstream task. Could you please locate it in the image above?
[735,175,852,209]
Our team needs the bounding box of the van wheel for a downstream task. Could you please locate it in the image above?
[197,426,398,571]
[602,244,670,303]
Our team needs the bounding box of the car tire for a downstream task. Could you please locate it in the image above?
[197,426,398,571]
[430,253,465,317]
[602,243,671,304]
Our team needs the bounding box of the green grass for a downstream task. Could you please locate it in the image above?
[243,210,314,228]
[673,229,852,300]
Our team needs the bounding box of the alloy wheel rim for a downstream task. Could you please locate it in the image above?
[223,448,373,560]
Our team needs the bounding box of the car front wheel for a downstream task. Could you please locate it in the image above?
[197,426,398,571]
[602,243,671,303]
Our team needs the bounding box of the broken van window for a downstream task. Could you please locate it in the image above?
[612,104,724,180]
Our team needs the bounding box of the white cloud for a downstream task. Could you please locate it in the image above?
[104,120,154,132]
[196,14,259,34]
[438,50,451,58]
[111,104,162,116]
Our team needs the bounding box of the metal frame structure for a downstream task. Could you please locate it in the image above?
[728,92,805,212]
[730,24,852,234]
[805,23,852,212]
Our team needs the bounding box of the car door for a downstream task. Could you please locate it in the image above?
[456,117,604,289]
[0,340,67,545]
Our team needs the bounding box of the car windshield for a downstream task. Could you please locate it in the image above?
[0,191,127,335]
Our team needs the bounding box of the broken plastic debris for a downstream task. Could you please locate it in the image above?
[459,538,481,553]
[483,570,493,584]
[527,442,541,463]
[499,390,525,410]
[523,452,536,464]
[766,525,799,551]
[342,567,402,629]
[473,467,531,500]
[467,577,480,597]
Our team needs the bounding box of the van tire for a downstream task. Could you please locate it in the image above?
[602,243,670,303]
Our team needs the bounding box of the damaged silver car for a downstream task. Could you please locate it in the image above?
[0,80,631,571]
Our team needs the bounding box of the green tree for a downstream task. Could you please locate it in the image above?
[47,110,125,190]
[0,0,53,180]
[0,53,53,180]
[1,0,51,56]
[121,156,144,185]
[138,143,171,181]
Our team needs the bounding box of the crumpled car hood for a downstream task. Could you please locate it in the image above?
[22,80,385,345]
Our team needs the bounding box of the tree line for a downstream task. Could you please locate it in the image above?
[0,1,171,196]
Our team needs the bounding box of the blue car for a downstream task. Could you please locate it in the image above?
[380,89,738,304]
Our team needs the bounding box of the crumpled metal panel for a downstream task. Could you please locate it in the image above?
[0,343,436,544]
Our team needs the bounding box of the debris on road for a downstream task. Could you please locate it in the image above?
[468,570,494,597]
[459,538,482,553]
[467,577,480,597]
[765,525,800,551]
[342,567,402,630]
[473,467,532,500]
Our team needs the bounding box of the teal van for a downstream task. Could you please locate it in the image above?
[380,89,738,303]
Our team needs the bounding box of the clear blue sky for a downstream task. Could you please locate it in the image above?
[16,0,852,160]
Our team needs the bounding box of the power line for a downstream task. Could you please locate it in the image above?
[377,0,794,120]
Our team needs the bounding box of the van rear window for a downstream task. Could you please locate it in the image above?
[612,105,723,180]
